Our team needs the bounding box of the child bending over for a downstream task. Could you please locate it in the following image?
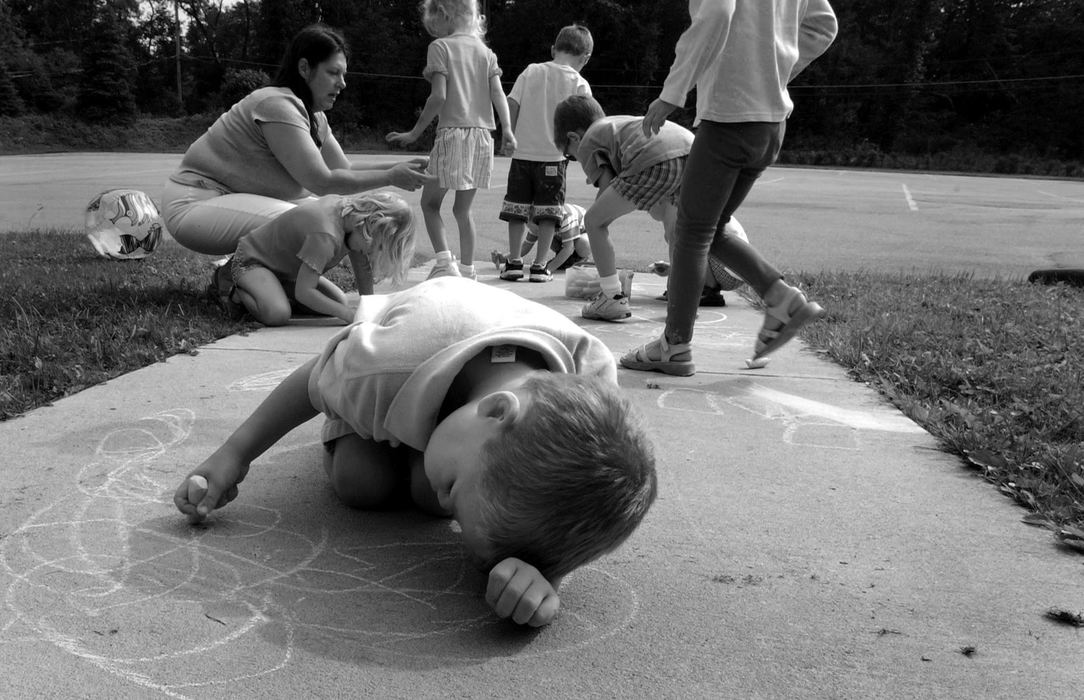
[494,202,591,274]
[176,277,657,627]
[210,192,415,325]
[554,94,693,321]
[386,0,516,281]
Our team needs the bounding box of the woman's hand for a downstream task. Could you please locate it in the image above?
[387,161,434,191]
[642,98,679,137]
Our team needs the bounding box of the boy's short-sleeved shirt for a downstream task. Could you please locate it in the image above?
[172,87,330,201]
[508,61,591,161]
[574,116,693,187]
[423,33,502,130]
[235,196,347,282]
[308,277,617,449]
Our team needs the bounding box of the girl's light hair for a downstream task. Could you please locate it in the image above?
[420,0,486,39]
[341,192,416,286]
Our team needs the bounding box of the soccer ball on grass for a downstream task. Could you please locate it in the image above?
[85,189,164,260]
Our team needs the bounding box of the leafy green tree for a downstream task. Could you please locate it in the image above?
[488,0,683,117]
[77,5,138,124]
[134,1,184,115]
[0,60,27,116]
[216,67,269,110]
[8,0,97,48]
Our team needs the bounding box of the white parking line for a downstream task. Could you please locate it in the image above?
[1037,189,1084,204]
[901,184,918,211]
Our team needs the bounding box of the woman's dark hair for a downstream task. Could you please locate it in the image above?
[271,24,349,147]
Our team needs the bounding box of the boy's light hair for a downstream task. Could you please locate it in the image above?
[553,24,593,57]
[553,94,606,153]
[341,192,416,286]
[478,373,657,580]
[420,0,486,39]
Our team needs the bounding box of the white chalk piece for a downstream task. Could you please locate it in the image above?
[187,474,208,502]
[745,357,770,370]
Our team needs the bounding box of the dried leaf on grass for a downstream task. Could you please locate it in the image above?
[1055,525,1084,553]
[1044,608,1084,627]
[1021,512,1058,530]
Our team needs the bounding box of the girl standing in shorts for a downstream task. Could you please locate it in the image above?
[386,0,516,280]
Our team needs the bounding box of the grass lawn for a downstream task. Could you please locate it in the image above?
[3,230,1083,545]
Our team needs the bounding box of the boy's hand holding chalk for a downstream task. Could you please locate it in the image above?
[185,475,209,523]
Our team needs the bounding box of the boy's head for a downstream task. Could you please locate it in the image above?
[552,24,593,68]
[475,373,657,580]
[553,95,605,158]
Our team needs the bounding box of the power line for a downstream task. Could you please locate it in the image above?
[790,74,1084,90]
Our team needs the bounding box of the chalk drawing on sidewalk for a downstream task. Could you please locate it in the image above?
[227,369,295,392]
[1,406,638,698]
[654,384,924,451]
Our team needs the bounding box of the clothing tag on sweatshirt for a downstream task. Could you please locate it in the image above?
[491,345,517,363]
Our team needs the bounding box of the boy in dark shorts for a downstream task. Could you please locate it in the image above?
[498,24,593,283]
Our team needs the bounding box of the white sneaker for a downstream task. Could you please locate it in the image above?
[428,257,462,280]
[582,291,631,321]
[458,262,478,280]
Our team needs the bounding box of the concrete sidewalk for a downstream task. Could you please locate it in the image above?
[2,262,1082,699]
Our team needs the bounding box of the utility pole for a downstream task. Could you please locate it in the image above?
[174,0,182,108]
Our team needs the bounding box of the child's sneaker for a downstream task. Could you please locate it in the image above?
[499,259,524,281]
[529,264,552,283]
[428,257,462,280]
[458,262,478,281]
[582,291,631,321]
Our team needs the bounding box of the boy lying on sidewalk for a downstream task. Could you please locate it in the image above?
[175,277,657,627]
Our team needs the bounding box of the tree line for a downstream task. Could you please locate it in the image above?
[2,0,1082,172]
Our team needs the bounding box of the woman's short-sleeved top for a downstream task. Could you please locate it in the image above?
[171,87,330,201]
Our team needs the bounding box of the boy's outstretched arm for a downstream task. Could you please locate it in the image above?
[486,558,564,627]
[174,358,320,522]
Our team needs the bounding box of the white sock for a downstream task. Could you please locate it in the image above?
[458,262,475,275]
[600,274,622,297]
[435,250,453,263]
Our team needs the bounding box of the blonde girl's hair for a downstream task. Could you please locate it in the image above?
[341,192,416,286]
[420,0,486,39]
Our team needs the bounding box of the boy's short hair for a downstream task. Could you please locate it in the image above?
[477,373,657,580]
[553,24,593,57]
[553,95,606,154]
